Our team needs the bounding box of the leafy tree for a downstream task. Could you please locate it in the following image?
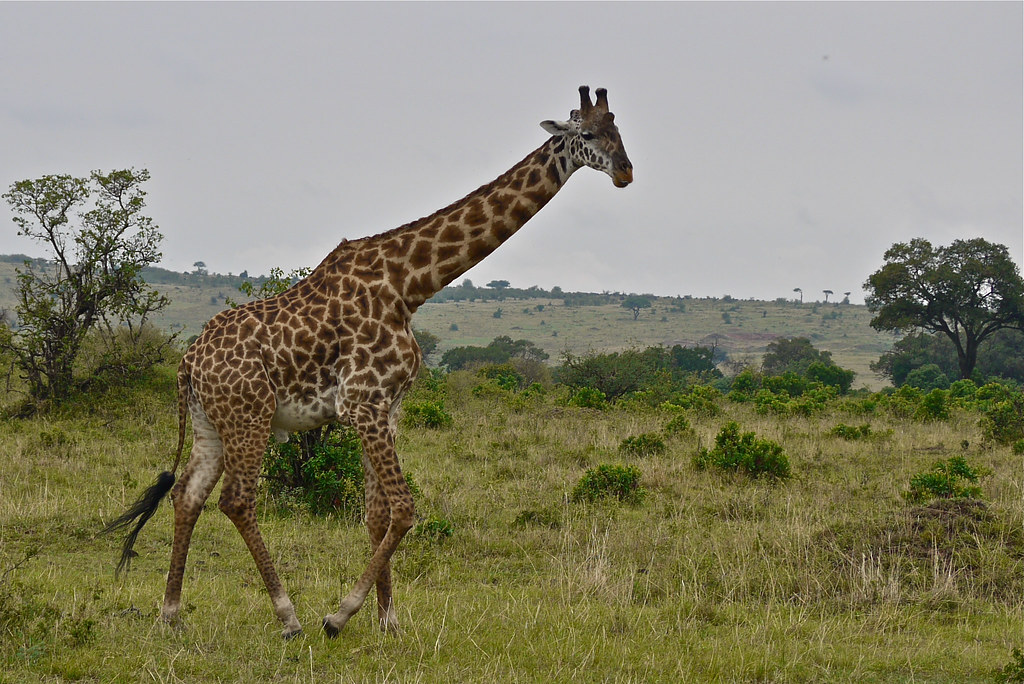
[793,287,803,304]
[823,289,833,303]
[760,337,833,376]
[621,295,652,320]
[1,169,170,403]
[440,335,548,371]
[412,328,439,359]
[865,237,1024,379]
[486,279,510,290]
[229,266,311,306]
[192,260,208,276]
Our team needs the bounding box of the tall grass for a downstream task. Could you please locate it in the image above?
[1,366,1021,681]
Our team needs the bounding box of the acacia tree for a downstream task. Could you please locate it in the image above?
[2,169,170,403]
[864,237,1024,379]
[622,295,652,320]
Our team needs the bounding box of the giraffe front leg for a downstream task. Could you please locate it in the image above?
[363,454,400,633]
[324,406,413,637]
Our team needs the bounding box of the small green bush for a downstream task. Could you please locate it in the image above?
[414,516,454,540]
[829,423,872,440]
[694,422,790,479]
[981,393,1024,445]
[402,400,454,429]
[995,647,1024,683]
[568,386,608,409]
[914,388,951,422]
[263,427,364,517]
[904,455,986,504]
[571,464,646,505]
[619,432,667,456]
[663,414,692,436]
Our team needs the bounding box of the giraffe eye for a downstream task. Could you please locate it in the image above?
[580,132,596,141]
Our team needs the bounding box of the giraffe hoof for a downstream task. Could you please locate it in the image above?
[282,626,303,640]
[323,617,341,639]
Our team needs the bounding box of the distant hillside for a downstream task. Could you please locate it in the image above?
[0,256,894,389]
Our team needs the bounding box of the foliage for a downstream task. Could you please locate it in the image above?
[995,648,1024,683]
[618,432,667,457]
[805,360,855,393]
[829,423,873,440]
[567,386,607,409]
[761,337,834,376]
[663,413,692,436]
[865,237,1024,379]
[903,363,951,391]
[401,399,454,429]
[621,295,652,320]
[412,328,440,358]
[873,329,1024,387]
[914,388,951,422]
[413,516,455,541]
[229,265,311,305]
[441,335,548,371]
[666,383,722,417]
[477,363,525,391]
[263,426,364,517]
[980,391,1024,445]
[557,344,720,402]
[904,455,986,504]
[695,422,790,479]
[1,169,171,403]
[571,464,646,505]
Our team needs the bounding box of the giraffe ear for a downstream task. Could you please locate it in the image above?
[540,119,571,136]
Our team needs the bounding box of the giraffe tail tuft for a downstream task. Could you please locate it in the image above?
[102,471,176,575]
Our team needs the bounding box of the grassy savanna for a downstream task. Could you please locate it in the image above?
[2,362,1022,682]
[0,257,893,388]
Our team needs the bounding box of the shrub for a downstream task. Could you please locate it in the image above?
[694,422,790,479]
[414,516,454,540]
[753,388,790,416]
[669,384,722,417]
[477,363,525,391]
[663,414,692,436]
[619,432,667,456]
[567,386,608,410]
[904,363,951,391]
[829,423,872,440]
[915,388,951,422]
[904,456,986,504]
[980,392,1024,445]
[571,464,646,505]
[263,427,364,517]
[402,400,454,429]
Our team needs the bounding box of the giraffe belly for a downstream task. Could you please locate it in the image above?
[270,392,337,442]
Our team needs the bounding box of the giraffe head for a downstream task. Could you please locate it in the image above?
[541,85,633,188]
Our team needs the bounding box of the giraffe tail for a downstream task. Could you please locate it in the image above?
[102,362,191,575]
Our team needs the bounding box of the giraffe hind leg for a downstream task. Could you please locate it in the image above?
[161,410,224,625]
[218,431,303,639]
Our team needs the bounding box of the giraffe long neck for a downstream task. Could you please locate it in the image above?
[370,137,577,311]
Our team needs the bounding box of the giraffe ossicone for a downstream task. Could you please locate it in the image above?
[104,85,632,639]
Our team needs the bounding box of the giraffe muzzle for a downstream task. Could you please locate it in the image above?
[613,166,633,188]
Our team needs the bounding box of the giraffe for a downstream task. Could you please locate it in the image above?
[105,85,632,639]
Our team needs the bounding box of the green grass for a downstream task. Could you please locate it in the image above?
[1,366,1022,681]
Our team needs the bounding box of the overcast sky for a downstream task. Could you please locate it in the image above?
[1,2,1020,304]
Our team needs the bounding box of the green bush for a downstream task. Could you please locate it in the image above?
[904,455,985,504]
[478,363,525,391]
[663,414,692,436]
[263,427,364,517]
[571,464,646,505]
[904,363,951,391]
[402,400,454,429]
[567,386,608,410]
[980,393,1024,445]
[694,422,790,479]
[414,516,454,540]
[619,432,667,456]
[915,388,951,422]
[829,423,872,440]
[753,388,790,416]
